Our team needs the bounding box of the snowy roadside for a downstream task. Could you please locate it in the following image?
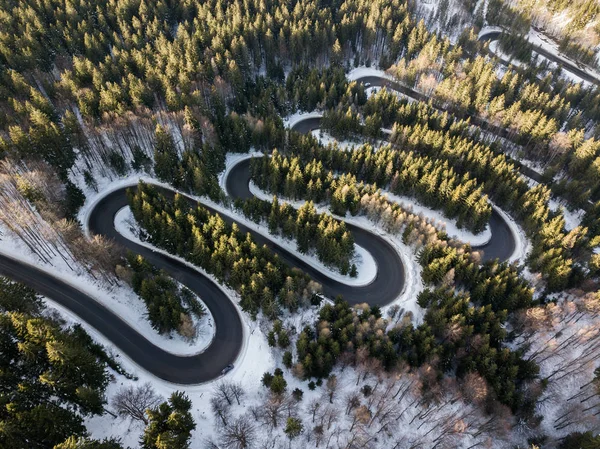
[480,26,599,86]
[527,28,600,83]
[64,293,273,448]
[382,191,492,246]
[0,223,215,356]
[283,110,323,128]
[346,66,394,82]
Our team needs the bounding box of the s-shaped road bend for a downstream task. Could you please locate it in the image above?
[0,175,405,383]
[0,75,519,383]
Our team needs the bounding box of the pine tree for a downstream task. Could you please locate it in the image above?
[141,392,196,449]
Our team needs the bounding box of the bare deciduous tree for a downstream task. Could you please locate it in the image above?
[210,396,230,427]
[219,415,256,449]
[215,381,234,406]
[111,382,162,425]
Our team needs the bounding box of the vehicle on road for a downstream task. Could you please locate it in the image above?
[221,363,234,375]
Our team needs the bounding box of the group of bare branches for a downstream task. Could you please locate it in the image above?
[513,291,600,437]
[202,360,520,449]
[0,159,120,283]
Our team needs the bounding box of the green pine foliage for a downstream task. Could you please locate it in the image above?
[141,392,195,449]
[126,254,206,335]
[128,181,320,317]
[0,279,112,449]
[235,196,355,273]
[252,145,492,233]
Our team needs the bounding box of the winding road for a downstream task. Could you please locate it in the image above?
[283,89,517,262]
[354,75,546,184]
[0,75,520,384]
[478,29,600,86]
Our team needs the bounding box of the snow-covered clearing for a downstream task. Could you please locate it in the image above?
[0,221,214,356]
[80,297,519,449]
[548,198,584,231]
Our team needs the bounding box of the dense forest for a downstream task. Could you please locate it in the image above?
[128,182,321,317]
[0,0,599,447]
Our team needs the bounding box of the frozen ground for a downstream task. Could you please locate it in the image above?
[527,28,600,83]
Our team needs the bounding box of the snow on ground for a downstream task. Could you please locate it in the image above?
[548,198,584,231]
[84,169,379,288]
[515,294,600,440]
[282,110,323,128]
[244,181,378,286]
[218,150,263,190]
[489,41,526,68]
[527,28,600,82]
[46,290,274,448]
[311,129,361,150]
[383,191,492,246]
[0,221,214,356]
[481,26,599,86]
[347,66,393,81]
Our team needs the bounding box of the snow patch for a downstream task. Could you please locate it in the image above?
[347,66,393,81]
[548,198,584,231]
[383,191,492,246]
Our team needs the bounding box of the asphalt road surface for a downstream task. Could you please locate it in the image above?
[225,158,405,305]
[0,249,243,384]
